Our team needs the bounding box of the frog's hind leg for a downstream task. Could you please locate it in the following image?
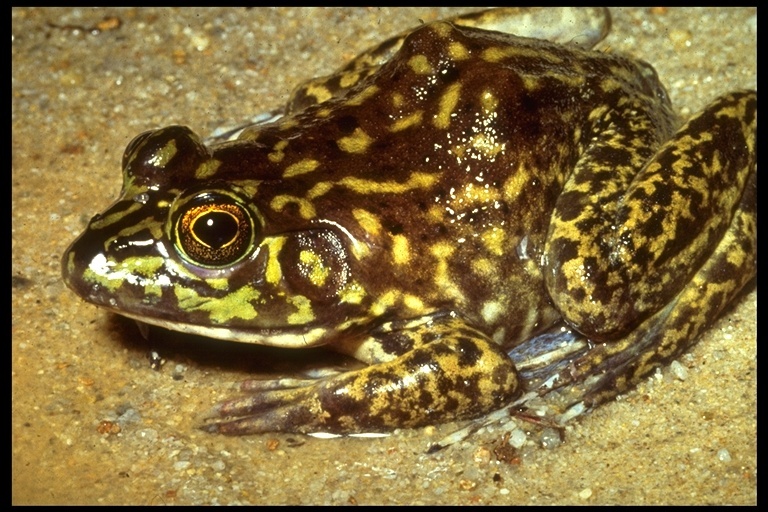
[545,90,756,419]
[561,143,756,418]
[547,91,756,341]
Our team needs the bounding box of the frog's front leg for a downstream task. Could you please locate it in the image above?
[202,317,520,435]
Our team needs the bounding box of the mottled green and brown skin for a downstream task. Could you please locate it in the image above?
[62,8,756,435]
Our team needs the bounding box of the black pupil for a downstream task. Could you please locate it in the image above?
[193,210,239,249]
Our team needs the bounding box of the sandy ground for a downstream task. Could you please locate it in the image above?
[12,7,755,505]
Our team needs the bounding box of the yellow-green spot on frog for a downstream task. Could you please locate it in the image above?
[62,8,755,437]
[175,284,261,323]
[299,249,331,287]
[194,159,222,179]
[337,128,374,154]
[82,255,166,296]
[283,158,319,178]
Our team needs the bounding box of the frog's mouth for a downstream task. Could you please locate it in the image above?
[116,309,334,348]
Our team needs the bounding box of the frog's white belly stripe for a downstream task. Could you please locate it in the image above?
[120,311,330,348]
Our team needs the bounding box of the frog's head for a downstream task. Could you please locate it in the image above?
[62,126,378,348]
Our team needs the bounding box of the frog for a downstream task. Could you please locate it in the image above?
[61,8,756,436]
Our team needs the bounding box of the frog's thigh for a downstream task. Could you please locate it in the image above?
[206,319,520,434]
[547,91,756,340]
[569,168,756,407]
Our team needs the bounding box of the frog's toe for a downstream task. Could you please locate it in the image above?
[239,376,331,392]
[201,373,351,434]
[202,385,321,435]
[200,392,317,436]
[202,409,314,435]
[201,369,352,434]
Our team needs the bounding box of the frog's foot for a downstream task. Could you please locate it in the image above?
[201,381,335,435]
[201,334,520,435]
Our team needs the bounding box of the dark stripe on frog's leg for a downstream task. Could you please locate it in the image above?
[547,91,757,341]
[202,319,520,434]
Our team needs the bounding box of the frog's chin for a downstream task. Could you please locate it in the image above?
[120,312,330,348]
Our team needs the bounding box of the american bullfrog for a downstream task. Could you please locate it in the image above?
[61,8,756,436]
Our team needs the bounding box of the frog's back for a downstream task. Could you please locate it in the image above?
[209,21,677,345]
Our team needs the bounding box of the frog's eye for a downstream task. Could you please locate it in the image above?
[173,193,255,268]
